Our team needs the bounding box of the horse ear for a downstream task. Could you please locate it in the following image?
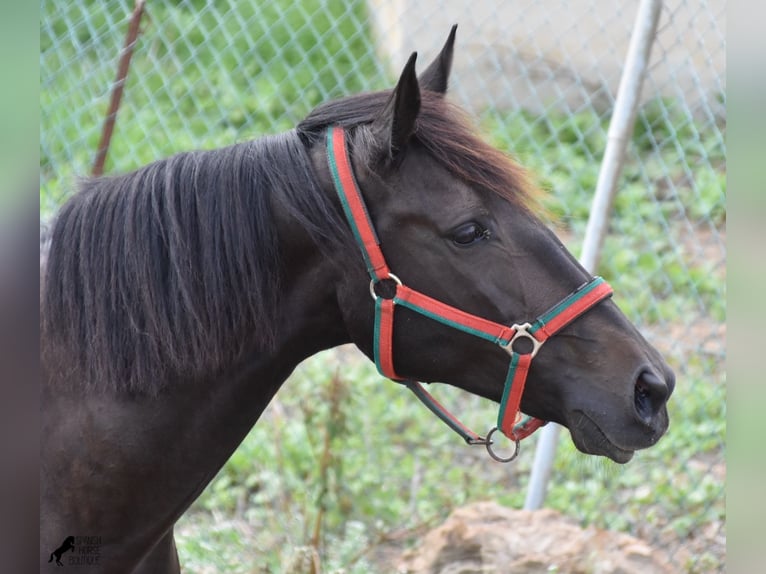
[373,51,421,159]
[419,24,457,94]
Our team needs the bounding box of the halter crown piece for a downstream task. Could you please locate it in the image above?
[326,127,613,462]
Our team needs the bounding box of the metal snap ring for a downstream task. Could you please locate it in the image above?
[484,426,520,463]
[369,273,402,301]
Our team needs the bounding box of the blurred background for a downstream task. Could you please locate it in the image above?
[40,1,725,572]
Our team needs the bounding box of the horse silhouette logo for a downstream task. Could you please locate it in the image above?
[48,536,75,566]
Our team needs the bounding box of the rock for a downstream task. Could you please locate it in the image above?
[397,501,671,574]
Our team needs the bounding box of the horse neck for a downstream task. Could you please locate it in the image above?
[258,153,353,367]
[267,236,350,367]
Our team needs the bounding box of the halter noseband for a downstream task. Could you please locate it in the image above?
[326,127,613,462]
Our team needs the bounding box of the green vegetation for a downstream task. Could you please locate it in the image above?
[41,2,725,572]
[41,0,383,209]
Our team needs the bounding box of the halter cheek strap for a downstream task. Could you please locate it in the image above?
[327,126,613,461]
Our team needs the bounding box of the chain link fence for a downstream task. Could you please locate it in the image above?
[41,0,725,571]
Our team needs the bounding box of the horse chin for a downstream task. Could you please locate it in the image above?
[568,413,635,464]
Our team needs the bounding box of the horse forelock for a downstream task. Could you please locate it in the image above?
[297,90,543,215]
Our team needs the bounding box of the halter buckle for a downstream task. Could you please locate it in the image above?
[502,323,543,358]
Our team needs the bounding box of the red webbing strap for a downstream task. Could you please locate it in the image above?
[327,127,390,281]
[395,285,514,344]
[498,353,532,439]
[511,416,547,441]
[374,297,400,380]
[530,278,613,342]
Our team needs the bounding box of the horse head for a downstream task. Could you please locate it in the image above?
[301,27,674,463]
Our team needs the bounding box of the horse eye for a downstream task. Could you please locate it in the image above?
[452,222,491,246]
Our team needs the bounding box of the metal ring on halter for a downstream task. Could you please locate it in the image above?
[501,322,544,358]
[484,426,520,463]
[369,273,402,300]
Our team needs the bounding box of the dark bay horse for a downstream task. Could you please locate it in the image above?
[40,28,674,573]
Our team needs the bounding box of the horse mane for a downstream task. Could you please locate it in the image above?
[42,90,539,394]
[42,132,348,394]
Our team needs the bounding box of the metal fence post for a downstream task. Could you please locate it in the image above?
[92,0,146,177]
[524,0,664,511]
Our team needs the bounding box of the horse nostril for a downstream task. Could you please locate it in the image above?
[634,370,670,422]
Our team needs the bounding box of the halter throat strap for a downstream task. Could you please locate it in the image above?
[326,126,613,460]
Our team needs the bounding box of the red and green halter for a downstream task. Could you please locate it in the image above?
[326,127,613,462]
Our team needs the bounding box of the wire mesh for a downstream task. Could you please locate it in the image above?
[40,0,725,571]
